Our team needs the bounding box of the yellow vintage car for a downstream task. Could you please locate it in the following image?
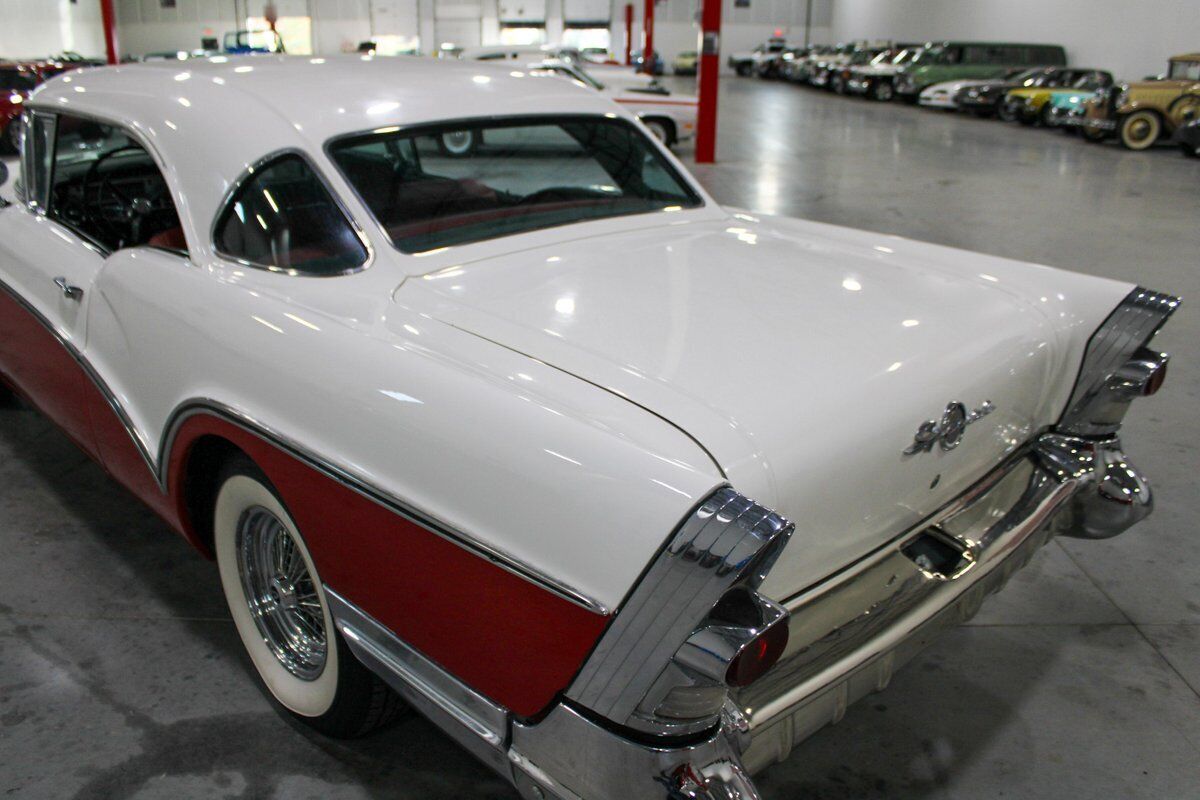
[1003,69,1114,124]
[1080,52,1200,149]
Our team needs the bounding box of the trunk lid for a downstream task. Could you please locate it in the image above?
[399,216,1114,599]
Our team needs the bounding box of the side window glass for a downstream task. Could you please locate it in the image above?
[45,114,184,253]
[214,153,368,276]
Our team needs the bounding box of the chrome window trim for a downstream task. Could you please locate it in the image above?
[0,273,604,614]
[322,112,707,257]
[209,147,374,278]
[23,105,189,258]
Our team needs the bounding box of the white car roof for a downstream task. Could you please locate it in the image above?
[29,55,625,244]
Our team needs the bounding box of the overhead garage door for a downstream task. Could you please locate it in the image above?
[436,1,483,48]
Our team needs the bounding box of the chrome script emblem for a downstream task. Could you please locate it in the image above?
[904,400,996,455]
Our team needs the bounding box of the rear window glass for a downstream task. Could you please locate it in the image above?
[214,154,368,275]
[328,116,702,254]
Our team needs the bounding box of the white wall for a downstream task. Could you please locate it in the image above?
[830,0,1200,83]
[612,0,834,74]
[114,0,237,56]
[0,0,107,60]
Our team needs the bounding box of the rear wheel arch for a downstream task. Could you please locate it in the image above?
[174,432,251,558]
[642,116,676,145]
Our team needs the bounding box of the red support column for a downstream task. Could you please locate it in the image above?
[624,4,634,66]
[642,0,654,75]
[695,0,721,163]
[99,0,120,65]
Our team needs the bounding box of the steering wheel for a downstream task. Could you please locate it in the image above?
[82,145,170,248]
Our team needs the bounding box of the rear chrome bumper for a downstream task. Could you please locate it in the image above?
[732,434,1151,772]
[329,433,1152,800]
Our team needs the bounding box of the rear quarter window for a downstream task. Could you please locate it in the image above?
[214,153,368,276]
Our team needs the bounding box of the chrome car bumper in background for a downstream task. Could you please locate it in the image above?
[326,431,1155,800]
[919,93,957,109]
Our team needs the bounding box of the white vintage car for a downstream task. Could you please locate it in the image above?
[917,77,990,109]
[527,58,697,146]
[0,56,1180,799]
[460,43,654,90]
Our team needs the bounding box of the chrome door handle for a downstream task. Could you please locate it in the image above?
[53,277,83,301]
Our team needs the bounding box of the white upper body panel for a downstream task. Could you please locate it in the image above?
[400,211,1131,598]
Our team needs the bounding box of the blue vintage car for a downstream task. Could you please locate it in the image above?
[223,29,284,55]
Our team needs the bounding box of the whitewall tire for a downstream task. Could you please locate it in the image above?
[214,456,402,736]
[644,118,673,146]
[1119,111,1161,151]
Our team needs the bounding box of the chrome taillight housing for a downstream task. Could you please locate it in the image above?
[567,488,793,738]
[1057,287,1179,438]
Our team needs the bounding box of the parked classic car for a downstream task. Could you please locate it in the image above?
[728,38,788,76]
[0,57,1181,800]
[0,60,76,153]
[672,50,698,76]
[1174,114,1200,156]
[781,44,830,83]
[527,59,697,146]
[828,47,888,94]
[1002,69,1114,125]
[845,46,921,101]
[951,66,1102,119]
[461,44,655,89]
[895,41,1067,101]
[1077,52,1200,150]
[918,70,1025,110]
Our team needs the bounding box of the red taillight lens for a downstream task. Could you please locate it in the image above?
[725,621,789,688]
[1144,360,1168,396]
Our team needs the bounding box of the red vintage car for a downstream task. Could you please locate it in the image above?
[0,61,78,153]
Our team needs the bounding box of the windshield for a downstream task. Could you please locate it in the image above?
[1072,72,1108,90]
[328,116,703,254]
[911,46,940,65]
[1168,60,1200,80]
[0,70,38,92]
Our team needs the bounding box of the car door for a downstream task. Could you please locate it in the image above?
[0,108,189,476]
[0,110,105,457]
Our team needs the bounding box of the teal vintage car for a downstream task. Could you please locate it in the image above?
[1043,87,1105,131]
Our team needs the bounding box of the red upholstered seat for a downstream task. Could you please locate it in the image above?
[148,226,187,250]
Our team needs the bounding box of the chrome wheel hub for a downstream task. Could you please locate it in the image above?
[236,506,327,680]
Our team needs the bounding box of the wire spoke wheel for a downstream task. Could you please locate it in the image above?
[236,506,327,681]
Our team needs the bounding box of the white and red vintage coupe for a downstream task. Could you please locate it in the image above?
[0,57,1180,799]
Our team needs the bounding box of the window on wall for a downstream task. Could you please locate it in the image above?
[243,16,313,54]
[498,26,546,46]
[562,27,610,53]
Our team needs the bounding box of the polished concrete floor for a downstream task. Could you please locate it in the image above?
[2,77,1199,799]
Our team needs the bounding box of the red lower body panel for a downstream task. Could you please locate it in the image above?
[0,283,609,718]
[167,415,610,717]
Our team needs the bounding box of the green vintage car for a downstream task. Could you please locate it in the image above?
[894,41,1067,101]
